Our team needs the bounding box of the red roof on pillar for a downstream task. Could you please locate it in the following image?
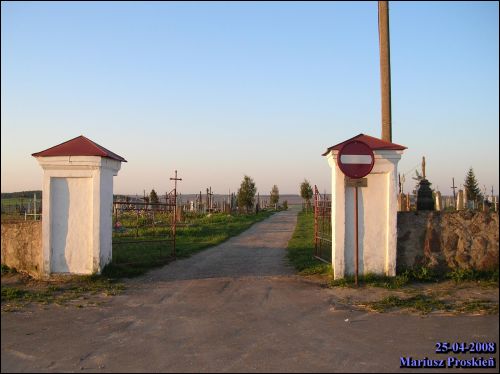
[32,135,127,162]
[322,133,406,156]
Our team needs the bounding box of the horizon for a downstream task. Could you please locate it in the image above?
[2,2,498,196]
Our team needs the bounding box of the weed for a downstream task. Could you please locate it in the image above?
[455,300,499,314]
[366,295,448,314]
[1,264,17,275]
[447,268,499,284]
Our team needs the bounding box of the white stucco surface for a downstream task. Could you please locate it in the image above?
[36,156,122,276]
[50,177,92,274]
[327,149,403,279]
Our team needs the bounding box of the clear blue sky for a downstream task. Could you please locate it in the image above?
[2,1,498,196]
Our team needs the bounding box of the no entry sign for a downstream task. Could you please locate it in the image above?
[337,140,374,179]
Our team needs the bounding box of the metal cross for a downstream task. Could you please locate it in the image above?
[450,177,457,207]
[169,170,182,257]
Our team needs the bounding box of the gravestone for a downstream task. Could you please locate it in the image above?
[435,191,442,211]
[416,157,434,211]
[457,190,465,210]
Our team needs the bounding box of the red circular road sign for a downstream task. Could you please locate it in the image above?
[337,140,375,178]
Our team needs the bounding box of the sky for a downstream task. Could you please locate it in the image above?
[1,1,498,196]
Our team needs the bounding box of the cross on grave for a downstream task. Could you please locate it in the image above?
[169,170,182,256]
[206,187,214,213]
[450,178,457,207]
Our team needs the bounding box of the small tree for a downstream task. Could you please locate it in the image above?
[150,189,159,204]
[300,179,313,212]
[464,167,482,203]
[270,185,279,207]
[237,175,257,213]
[149,189,159,211]
[282,200,288,210]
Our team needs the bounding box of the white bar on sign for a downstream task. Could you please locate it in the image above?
[340,155,372,164]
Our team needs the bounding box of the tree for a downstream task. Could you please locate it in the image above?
[282,200,288,210]
[237,175,257,213]
[270,185,279,206]
[300,179,313,212]
[464,167,482,202]
[150,189,159,204]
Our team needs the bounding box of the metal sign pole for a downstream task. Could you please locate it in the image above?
[337,140,374,287]
[354,186,359,287]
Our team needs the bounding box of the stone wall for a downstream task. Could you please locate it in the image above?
[1,221,42,277]
[397,211,499,272]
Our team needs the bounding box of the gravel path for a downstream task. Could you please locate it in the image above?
[2,207,498,372]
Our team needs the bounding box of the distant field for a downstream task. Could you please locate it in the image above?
[1,196,41,221]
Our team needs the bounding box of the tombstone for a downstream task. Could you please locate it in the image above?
[32,136,126,276]
[415,157,434,211]
[463,188,469,209]
[323,134,406,279]
[398,193,405,211]
[176,204,183,222]
[435,191,442,211]
[483,199,490,213]
[457,189,465,210]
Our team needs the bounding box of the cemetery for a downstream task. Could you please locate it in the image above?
[1,133,498,283]
[1,2,498,372]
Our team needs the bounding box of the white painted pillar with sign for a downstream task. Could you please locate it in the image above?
[323,134,406,279]
[32,136,126,276]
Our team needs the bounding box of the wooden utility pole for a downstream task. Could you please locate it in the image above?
[379,1,392,142]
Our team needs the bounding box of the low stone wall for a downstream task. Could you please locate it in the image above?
[1,221,42,277]
[397,211,499,272]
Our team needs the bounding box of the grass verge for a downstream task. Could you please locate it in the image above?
[1,270,124,311]
[286,211,331,275]
[361,295,498,315]
[328,268,499,289]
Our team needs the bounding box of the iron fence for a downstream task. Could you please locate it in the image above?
[314,185,332,263]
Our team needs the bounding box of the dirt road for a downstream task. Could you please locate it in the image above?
[2,207,498,372]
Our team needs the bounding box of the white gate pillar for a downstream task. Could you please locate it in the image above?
[32,136,126,276]
[323,134,406,279]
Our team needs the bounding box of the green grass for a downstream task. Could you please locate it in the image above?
[328,267,499,289]
[446,268,499,284]
[363,295,498,315]
[365,295,449,314]
[1,264,16,275]
[286,211,332,275]
[455,300,499,314]
[103,210,276,278]
[1,274,124,309]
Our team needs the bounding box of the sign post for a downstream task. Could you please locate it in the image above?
[337,140,375,286]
